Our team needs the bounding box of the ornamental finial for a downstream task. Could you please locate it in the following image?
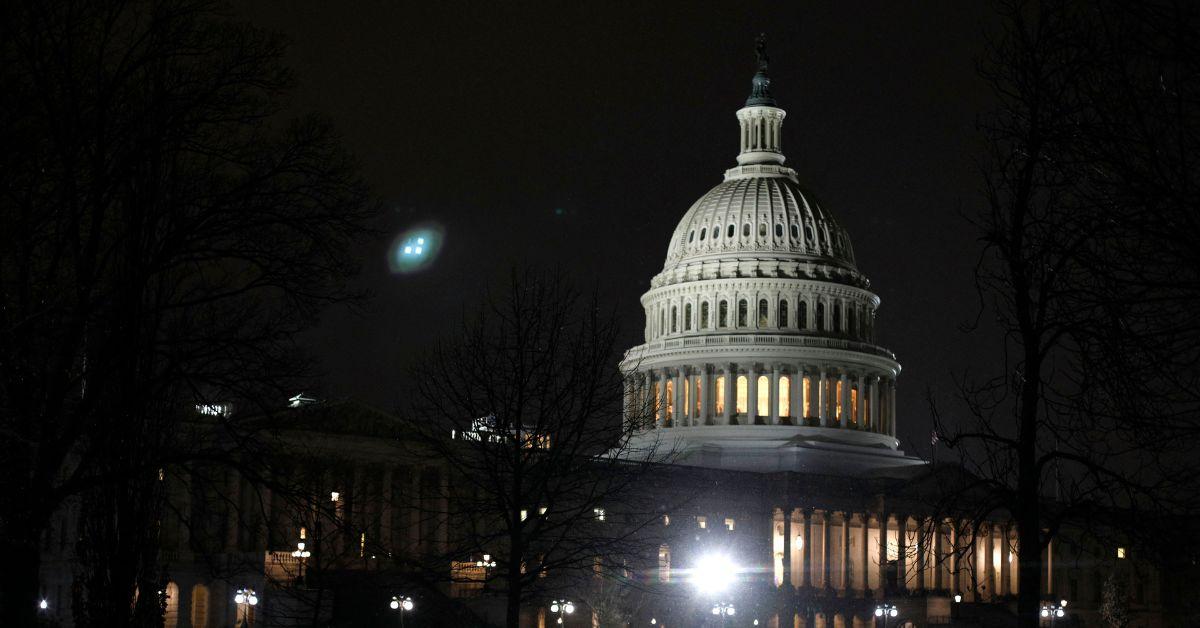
[755,33,769,72]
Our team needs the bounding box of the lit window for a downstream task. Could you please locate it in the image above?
[664,514,671,526]
[715,376,726,414]
[803,377,813,417]
[521,509,528,521]
[694,378,702,417]
[851,387,859,425]
[330,491,340,502]
[735,376,748,414]
[725,518,736,531]
[1117,547,1126,559]
[665,380,674,421]
[835,380,844,419]
[757,375,770,417]
[538,506,547,515]
[778,376,790,417]
[594,508,606,521]
[697,516,708,529]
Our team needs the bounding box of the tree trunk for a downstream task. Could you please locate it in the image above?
[0,528,43,627]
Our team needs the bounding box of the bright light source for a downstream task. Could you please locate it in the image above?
[390,599,399,610]
[875,609,884,617]
[691,553,737,594]
[235,592,245,604]
[1060,599,1068,608]
[1056,609,1064,618]
[1041,609,1050,618]
[38,599,48,610]
[330,491,340,502]
[402,598,414,611]
[389,223,444,274]
[890,609,898,618]
[564,602,575,614]
[954,593,962,603]
[551,603,560,613]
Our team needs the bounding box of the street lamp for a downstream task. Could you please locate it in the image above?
[549,600,575,625]
[1040,600,1067,626]
[476,553,497,568]
[953,593,962,603]
[874,603,899,628]
[234,588,258,626]
[390,595,415,627]
[711,602,736,626]
[691,553,738,595]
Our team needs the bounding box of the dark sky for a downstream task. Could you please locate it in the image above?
[241,1,999,459]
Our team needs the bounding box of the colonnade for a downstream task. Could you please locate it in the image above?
[770,509,1020,600]
[629,363,896,436]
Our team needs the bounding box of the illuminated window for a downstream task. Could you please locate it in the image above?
[701,302,710,328]
[738,300,748,327]
[799,301,808,328]
[671,306,678,333]
[851,387,859,425]
[779,376,791,416]
[190,584,210,628]
[757,375,770,417]
[735,376,748,414]
[1117,547,1126,559]
[665,380,674,421]
[817,302,826,331]
[715,376,726,414]
[803,377,813,417]
[697,516,708,529]
[684,303,692,331]
[659,545,671,582]
[835,380,843,419]
[652,382,661,418]
[683,378,690,417]
[779,300,789,327]
[539,506,548,515]
[719,300,729,327]
[694,378,702,417]
[664,514,671,526]
[594,508,606,521]
[725,518,736,531]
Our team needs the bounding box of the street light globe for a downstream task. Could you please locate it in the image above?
[953,594,962,603]
[712,607,721,615]
[390,599,400,610]
[727,606,736,616]
[38,599,48,610]
[889,608,898,618]
[402,598,414,611]
[1056,608,1065,618]
[564,602,575,614]
[1060,599,1068,608]
[875,608,884,618]
[1041,609,1050,618]
[551,603,560,613]
[692,553,738,594]
[235,592,246,604]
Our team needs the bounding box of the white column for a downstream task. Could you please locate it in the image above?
[839,371,849,429]
[747,363,759,423]
[769,364,781,425]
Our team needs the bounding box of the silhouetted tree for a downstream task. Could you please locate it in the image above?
[930,0,1200,624]
[403,270,672,628]
[0,0,373,623]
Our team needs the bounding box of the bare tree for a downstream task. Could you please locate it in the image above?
[930,0,1200,624]
[0,0,374,623]
[402,270,671,628]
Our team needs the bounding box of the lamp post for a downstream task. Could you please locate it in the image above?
[233,588,258,627]
[389,595,414,627]
[711,602,736,627]
[874,603,899,628]
[1040,599,1067,626]
[549,600,575,625]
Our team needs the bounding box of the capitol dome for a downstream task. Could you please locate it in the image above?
[620,44,919,475]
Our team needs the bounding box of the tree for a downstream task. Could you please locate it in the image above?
[0,0,374,623]
[1100,572,1130,628]
[930,0,1200,624]
[402,270,671,628]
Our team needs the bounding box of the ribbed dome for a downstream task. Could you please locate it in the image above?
[664,165,856,271]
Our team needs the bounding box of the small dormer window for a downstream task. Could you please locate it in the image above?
[699,227,706,240]
[791,224,799,239]
[742,224,751,238]
[775,224,783,238]
[759,223,767,237]
[728,224,735,238]
[688,230,695,242]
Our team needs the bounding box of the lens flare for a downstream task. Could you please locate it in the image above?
[388,222,444,274]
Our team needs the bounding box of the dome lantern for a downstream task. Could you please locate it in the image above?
[737,35,787,166]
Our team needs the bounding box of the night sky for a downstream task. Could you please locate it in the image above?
[240,1,999,459]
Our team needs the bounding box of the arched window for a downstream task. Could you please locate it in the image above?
[664,380,674,421]
[735,376,748,414]
[700,227,707,240]
[775,224,783,238]
[816,302,826,331]
[759,223,767,237]
[742,224,751,237]
[799,301,808,329]
[779,300,789,328]
[757,375,770,417]
[671,306,678,333]
[700,301,710,328]
[164,582,179,628]
[719,300,729,327]
[684,303,693,331]
[190,584,210,628]
[758,299,769,327]
[728,224,735,238]
[737,300,748,327]
[833,302,842,333]
[779,376,791,417]
[805,226,815,241]
[715,375,726,414]
[791,224,799,239]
